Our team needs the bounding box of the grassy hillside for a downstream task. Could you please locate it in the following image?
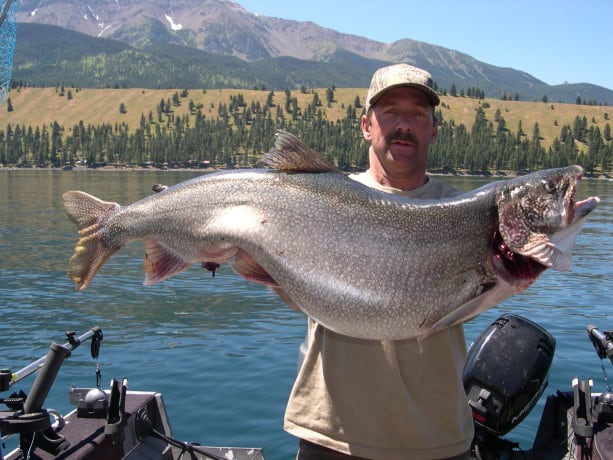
[1,86,610,151]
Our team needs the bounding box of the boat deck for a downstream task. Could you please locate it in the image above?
[3,391,265,460]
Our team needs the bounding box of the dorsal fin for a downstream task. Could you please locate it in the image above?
[261,130,339,172]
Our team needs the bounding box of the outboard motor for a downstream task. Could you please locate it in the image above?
[463,314,555,458]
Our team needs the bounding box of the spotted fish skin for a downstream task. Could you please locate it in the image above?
[63,132,599,340]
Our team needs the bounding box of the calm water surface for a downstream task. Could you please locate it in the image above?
[0,169,611,459]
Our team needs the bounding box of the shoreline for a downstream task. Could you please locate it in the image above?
[0,164,611,180]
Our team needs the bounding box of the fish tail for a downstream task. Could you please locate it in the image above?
[63,191,122,290]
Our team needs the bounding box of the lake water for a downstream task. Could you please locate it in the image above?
[0,169,611,459]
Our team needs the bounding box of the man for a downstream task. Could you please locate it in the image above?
[284,64,474,460]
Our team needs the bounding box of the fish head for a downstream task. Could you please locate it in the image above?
[495,165,599,275]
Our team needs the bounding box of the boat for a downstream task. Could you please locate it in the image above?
[1,317,612,460]
[0,327,264,460]
[463,315,613,459]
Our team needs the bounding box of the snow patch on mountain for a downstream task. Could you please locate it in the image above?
[165,14,182,31]
[98,24,113,37]
[86,5,100,23]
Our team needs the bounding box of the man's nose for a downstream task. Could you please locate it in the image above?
[395,114,413,130]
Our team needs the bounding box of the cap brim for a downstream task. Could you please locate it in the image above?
[369,83,440,109]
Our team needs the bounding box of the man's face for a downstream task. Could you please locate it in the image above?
[362,86,438,179]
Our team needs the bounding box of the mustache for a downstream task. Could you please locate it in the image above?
[385,130,419,146]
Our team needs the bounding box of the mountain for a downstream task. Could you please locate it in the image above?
[12,23,385,90]
[15,0,397,61]
[14,0,613,104]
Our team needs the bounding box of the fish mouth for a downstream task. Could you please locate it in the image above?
[573,196,600,220]
[544,195,599,269]
[565,168,598,224]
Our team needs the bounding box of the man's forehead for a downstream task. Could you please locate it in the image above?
[376,87,432,107]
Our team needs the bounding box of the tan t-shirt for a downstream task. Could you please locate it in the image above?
[284,172,474,460]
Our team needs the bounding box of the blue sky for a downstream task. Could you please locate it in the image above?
[235,0,612,91]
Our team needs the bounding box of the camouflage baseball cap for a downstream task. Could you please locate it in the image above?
[365,63,440,113]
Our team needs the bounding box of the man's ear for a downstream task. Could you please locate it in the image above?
[361,114,372,141]
[430,121,439,144]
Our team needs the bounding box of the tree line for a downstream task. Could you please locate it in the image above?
[0,89,611,175]
[431,107,611,174]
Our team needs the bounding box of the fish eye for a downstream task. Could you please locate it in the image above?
[543,180,556,193]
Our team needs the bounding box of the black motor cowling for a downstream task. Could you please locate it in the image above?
[463,314,556,436]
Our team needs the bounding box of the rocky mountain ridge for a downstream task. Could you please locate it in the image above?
[13,0,613,103]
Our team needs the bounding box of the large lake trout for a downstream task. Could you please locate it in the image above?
[63,132,599,340]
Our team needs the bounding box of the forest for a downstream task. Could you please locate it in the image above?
[0,88,611,175]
